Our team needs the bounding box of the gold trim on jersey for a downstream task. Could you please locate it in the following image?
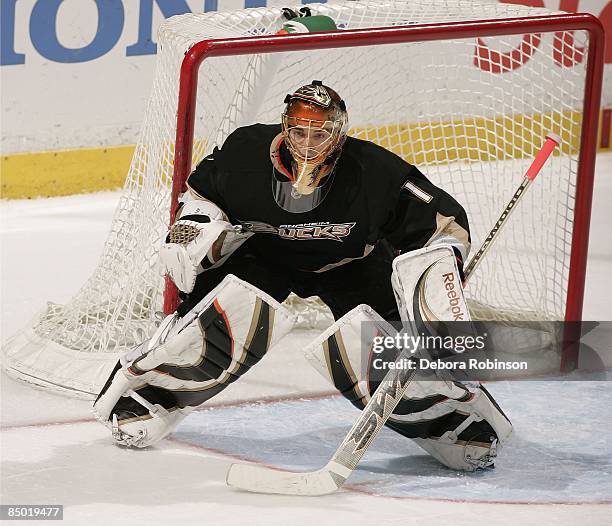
[425,213,471,259]
[310,244,375,273]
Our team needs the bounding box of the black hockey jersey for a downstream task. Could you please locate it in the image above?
[187,124,470,273]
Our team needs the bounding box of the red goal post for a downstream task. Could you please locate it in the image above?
[165,14,605,372]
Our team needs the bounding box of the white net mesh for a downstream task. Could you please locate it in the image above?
[3,1,593,394]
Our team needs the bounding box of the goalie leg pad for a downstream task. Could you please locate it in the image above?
[411,384,513,471]
[303,305,512,471]
[93,274,296,447]
[389,245,513,469]
[303,305,471,411]
[303,304,396,407]
[93,360,194,448]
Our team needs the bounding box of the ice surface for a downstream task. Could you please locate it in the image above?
[1,154,611,525]
[176,380,612,503]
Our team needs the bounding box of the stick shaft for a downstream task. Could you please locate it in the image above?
[463,134,560,282]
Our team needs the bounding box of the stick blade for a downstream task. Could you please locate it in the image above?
[226,462,345,496]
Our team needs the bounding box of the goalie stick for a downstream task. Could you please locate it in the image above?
[463,133,561,281]
[225,134,560,496]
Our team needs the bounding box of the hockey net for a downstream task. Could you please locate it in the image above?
[2,1,603,397]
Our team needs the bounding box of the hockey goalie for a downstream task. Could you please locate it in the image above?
[93,80,512,475]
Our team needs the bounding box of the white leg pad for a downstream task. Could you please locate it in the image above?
[303,305,512,471]
[110,403,193,448]
[303,304,398,405]
[413,385,513,471]
[93,274,296,447]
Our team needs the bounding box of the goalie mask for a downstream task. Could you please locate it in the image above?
[271,81,348,213]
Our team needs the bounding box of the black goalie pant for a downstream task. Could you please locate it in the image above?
[176,241,400,321]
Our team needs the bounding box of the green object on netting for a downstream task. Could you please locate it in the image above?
[279,15,338,34]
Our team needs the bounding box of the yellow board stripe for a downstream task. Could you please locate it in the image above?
[1,145,135,199]
[1,110,609,199]
[351,110,588,164]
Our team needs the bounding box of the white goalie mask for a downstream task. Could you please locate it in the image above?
[273,81,347,212]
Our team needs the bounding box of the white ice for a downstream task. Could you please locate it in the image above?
[1,154,612,525]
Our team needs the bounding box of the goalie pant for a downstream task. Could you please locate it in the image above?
[177,239,400,319]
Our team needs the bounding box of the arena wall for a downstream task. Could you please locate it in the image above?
[1,0,610,198]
